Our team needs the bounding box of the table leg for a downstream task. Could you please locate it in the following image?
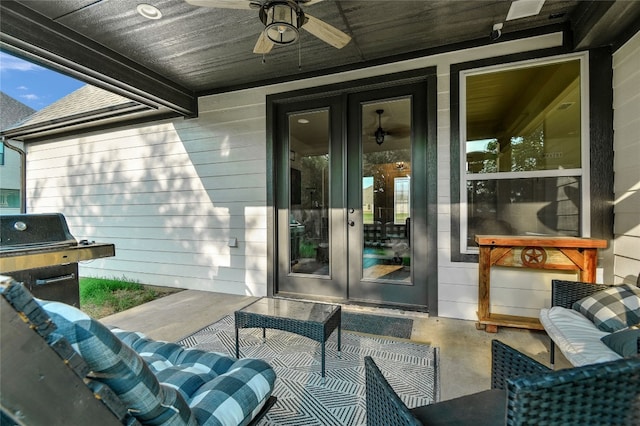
[235,326,240,358]
[321,341,326,380]
[478,246,491,325]
[337,325,341,358]
[262,327,266,343]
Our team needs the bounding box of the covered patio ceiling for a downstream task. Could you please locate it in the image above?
[1,0,639,122]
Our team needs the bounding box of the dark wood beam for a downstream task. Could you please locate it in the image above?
[0,1,197,118]
[571,0,640,50]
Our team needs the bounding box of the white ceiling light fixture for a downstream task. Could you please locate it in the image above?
[506,0,545,21]
[137,4,163,20]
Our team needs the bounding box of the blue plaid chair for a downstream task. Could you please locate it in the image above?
[1,278,276,426]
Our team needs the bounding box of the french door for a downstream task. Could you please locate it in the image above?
[274,95,348,299]
[272,79,432,310]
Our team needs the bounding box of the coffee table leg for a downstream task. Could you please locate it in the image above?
[321,341,326,381]
[338,325,342,358]
[235,326,240,358]
[262,327,266,343]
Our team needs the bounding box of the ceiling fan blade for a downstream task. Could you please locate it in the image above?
[253,32,274,54]
[386,127,411,137]
[302,14,351,49]
[184,0,254,10]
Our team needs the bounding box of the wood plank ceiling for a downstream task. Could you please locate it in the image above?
[1,0,639,123]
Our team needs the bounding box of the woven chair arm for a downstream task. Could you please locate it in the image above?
[551,279,611,308]
[491,340,549,390]
[364,356,422,426]
[506,357,640,425]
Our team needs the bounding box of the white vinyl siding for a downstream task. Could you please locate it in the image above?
[612,31,640,285]
[26,114,269,295]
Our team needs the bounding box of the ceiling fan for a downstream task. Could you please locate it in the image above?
[372,109,411,145]
[185,0,351,54]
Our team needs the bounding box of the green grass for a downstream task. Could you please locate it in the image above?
[80,277,177,318]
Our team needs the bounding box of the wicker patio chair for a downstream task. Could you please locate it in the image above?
[365,339,640,426]
[548,279,640,365]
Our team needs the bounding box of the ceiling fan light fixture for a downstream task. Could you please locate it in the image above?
[375,127,385,145]
[262,1,302,45]
[375,109,385,145]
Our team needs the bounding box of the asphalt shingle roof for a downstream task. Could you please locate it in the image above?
[5,85,138,131]
[0,92,35,130]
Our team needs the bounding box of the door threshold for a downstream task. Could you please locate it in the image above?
[273,292,430,314]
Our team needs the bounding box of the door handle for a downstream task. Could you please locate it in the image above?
[348,220,355,227]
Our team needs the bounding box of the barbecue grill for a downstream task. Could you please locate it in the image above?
[0,213,115,307]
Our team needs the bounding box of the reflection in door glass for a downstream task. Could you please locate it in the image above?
[289,110,330,276]
[362,98,411,282]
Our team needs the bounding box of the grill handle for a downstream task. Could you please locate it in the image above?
[35,273,76,285]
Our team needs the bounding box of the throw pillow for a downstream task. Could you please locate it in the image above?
[39,300,197,426]
[601,325,640,357]
[572,284,640,333]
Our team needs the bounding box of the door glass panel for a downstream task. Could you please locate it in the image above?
[289,110,330,276]
[361,98,411,282]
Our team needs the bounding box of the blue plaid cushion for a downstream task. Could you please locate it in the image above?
[601,325,640,357]
[189,358,275,426]
[573,284,640,333]
[112,329,276,426]
[40,301,197,425]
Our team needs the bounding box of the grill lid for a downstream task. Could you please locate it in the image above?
[0,214,77,251]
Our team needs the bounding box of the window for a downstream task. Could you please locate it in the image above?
[394,177,410,224]
[363,176,374,224]
[0,189,20,208]
[460,55,588,253]
[0,143,4,166]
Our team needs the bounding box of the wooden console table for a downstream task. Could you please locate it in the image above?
[475,235,607,333]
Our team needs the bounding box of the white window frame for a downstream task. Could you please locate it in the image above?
[459,52,591,254]
[393,176,410,224]
[363,175,374,224]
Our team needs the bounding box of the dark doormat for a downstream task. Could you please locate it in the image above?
[342,312,413,339]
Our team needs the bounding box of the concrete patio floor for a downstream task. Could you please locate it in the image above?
[100,290,572,402]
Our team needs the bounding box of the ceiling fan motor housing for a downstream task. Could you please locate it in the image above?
[260,1,305,45]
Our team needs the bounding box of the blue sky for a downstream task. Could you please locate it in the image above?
[0,51,85,111]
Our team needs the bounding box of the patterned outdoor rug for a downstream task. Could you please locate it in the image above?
[178,315,438,426]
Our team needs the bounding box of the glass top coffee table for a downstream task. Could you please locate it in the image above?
[235,298,341,379]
